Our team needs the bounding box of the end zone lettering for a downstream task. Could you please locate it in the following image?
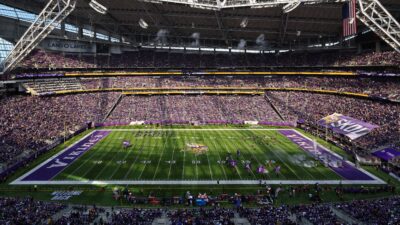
[21,131,110,181]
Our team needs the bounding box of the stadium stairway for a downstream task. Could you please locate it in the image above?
[92,208,110,225]
[103,94,123,122]
[152,212,170,225]
[49,205,72,223]
[331,206,364,225]
[296,217,313,225]
[264,92,285,121]
[232,212,251,225]
[158,95,169,121]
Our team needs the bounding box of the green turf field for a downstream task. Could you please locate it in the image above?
[51,128,340,182]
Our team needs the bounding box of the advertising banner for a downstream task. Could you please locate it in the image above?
[41,39,96,53]
[318,113,379,140]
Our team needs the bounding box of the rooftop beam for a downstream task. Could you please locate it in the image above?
[214,11,230,45]
[76,7,341,25]
[2,0,77,73]
[113,24,337,37]
[279,13,289,45]
[137,0,347,10]
[80,0,136,44]
[357,0,400,52]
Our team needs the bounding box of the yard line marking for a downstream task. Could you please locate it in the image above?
[152,131,170,180]
[181,132,188,180]
[216,130,243,180]
[138,131,161,180]
[262,130,305,180]
[190,130,199,180]
[279,143,317,179]
[230,130,259,180]
[252,129,304,180]
[133,132,155,180]
[92,132,131,180]
[108,130,141,179]
[225,130,258,180]
[274,135,325,180]
[199,128,213,180]
[167,144,176,180]
[292,129,383,183]
[122,137,146,180]
[58,131,113,181]
[242,129,290,180]
[13,128,384,185]
[81,132,125,179]
[102,128,292,131]
[12,130,98,183]
[71,134,115,179]
[182,151,186,180]
[194,153,199,180]
[207,130,228,180]
[12,179,386,185]
[219,130,249,180]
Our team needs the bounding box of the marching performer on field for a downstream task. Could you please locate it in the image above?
[122,140,131,149]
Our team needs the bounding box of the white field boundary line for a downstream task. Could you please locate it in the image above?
[11,179,386,185]
[291,130,385,185]
[103,128,293,131]
[11,131,97,185]
[11,129,386,185]
[389,173,400,182]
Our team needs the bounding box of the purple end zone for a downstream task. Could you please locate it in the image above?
[22,130,111,181]
[279,130,374,180]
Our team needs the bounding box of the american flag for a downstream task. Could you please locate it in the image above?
[343,0,357,37]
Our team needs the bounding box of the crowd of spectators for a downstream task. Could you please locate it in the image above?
[291,203,344,225]
[0,195,399,224]
[334,196,400,225]
[267,91,400,150]
[20,50,97,69]
[0,196,66,225]
[238,205,295,225]
[108,208,162,225]
[19,49,400,69]
[1,75,399,170]
[168,207,235,225]
[79,76,400,101]
[0,92,119,167]
[107,95,281,123]
[0,142,22,164]
[54,205,104,225]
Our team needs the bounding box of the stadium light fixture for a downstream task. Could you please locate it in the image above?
[89,0,107,15]
[256,34,266,48]
[240,17,249,28]
[217,0,227,7]
[191,32,200,46]
[237,39,247,49]
[282,0,301,13]
[139,18,149,29]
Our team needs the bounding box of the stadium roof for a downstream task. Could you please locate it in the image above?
[1,0,400,49]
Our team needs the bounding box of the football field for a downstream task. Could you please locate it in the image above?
[12,128,384,185]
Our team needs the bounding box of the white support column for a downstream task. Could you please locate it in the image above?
[2,0,77,73]
[357,0,400,52]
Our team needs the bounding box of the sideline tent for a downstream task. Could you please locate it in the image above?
[373,148,400,162]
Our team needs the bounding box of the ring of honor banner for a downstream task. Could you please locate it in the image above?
[318,113,379,140]
[41,39,96,53]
